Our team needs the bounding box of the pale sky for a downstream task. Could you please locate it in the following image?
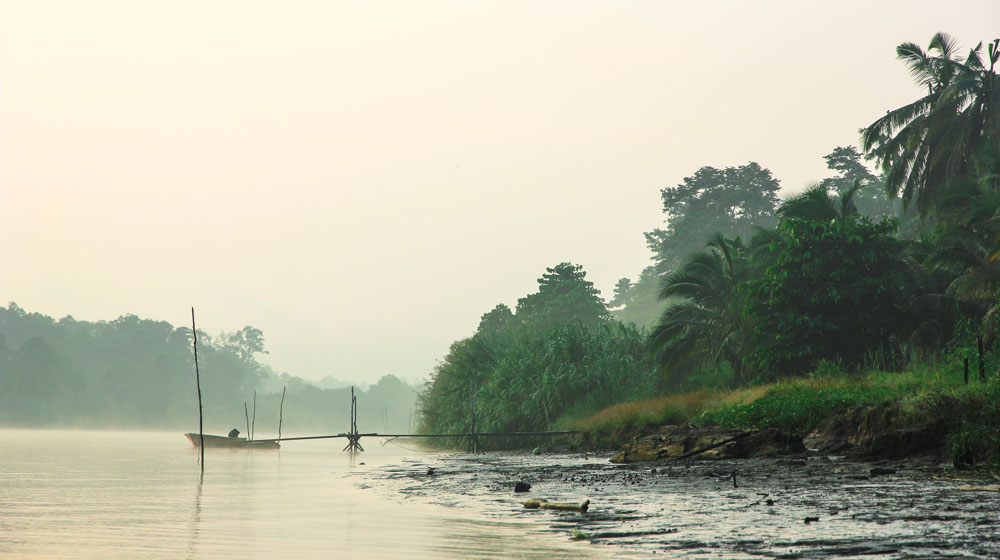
[2,1,997,384]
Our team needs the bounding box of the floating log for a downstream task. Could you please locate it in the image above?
[523,498,590,512]
[958,486,1000,492]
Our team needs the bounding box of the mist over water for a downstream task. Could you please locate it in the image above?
[0,430,614,559]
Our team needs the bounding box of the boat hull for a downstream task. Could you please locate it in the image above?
[184,433,280,449]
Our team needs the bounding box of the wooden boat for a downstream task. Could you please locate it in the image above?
[184,433,280,449]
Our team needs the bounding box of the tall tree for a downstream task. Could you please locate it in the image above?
[862,33,1000,215]
[223,326,268,363]
[645,162,780,272]
[477,304,514,333]
[609,278,633,308]
[515,262,609,328]
[610,266,670,331]
[819,146,897,218]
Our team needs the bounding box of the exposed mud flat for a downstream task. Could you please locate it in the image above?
[360,450,1000,558]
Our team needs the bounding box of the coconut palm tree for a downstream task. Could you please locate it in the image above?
[861,33,1000,216]
[883,139,1000,377]
[647,233,751,387]
[777,181,863,223]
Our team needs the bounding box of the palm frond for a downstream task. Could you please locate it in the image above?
[777,184,837,221]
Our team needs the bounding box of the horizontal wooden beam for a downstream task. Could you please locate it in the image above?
[253,430,580,443]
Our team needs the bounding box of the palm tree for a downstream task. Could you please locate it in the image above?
[647,233,751,387]
[930,139,1000,344]
[777,181,863,223]
[861,33,1000,216]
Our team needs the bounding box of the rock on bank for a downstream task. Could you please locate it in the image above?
[611,425,804,463]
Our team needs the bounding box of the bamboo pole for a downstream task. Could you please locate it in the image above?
[352,388,358,434]
[469,377,478,454]
[244,403,250,443]
[252,430,580,443]
[344,387,364,452]
[251,390,257,442]
[380,430,581,438]
[255,433,377,443]
[278,385,286,441]
[191,308,204,477]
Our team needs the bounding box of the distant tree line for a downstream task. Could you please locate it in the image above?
[0,303,418,435]
[418,33,1000,440]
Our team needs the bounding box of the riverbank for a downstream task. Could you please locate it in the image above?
[366,450,1000,558]
[561,367,1000,469]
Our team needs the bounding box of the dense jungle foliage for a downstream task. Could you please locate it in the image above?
[419,33,1000,455]
[417,263,657,446]
[646,33,1000,387]
[0,304,419,434]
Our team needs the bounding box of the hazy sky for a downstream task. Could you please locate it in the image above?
[2,1,997,384]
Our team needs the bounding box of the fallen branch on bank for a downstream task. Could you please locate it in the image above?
[668,432,751,461]
[523,498,590,512]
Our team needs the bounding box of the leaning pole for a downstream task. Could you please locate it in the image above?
[191,307,205,477]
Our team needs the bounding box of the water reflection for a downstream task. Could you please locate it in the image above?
[0,430,616,559]
[186,480,202,560]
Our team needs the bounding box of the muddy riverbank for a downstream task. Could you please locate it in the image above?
[360,449,1000,558]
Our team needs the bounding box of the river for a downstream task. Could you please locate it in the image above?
[5,429,999,559]
[0,429,621,559]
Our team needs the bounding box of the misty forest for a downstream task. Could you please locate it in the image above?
[3,33,1000,467]
[418,33,1000,464]
[0,305,419,434]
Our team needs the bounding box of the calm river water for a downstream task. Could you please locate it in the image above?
[0,430,617,559]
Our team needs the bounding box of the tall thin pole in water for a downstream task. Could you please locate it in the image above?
[278,385,286,441]
[244,403,251,443]
[191,307,205,476]
[469,377,478,454]
[251,390,257,442]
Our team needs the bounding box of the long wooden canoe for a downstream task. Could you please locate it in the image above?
[184,433,280,449]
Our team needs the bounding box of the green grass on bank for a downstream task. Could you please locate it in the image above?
[560,362,1000,466]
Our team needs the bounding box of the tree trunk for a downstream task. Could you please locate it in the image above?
[731,362,744,388]
[978,336,986,382]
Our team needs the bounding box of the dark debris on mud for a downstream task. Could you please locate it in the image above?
[358,450,1000,559]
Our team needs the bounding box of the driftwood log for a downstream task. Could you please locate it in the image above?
[523,498,590,512]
